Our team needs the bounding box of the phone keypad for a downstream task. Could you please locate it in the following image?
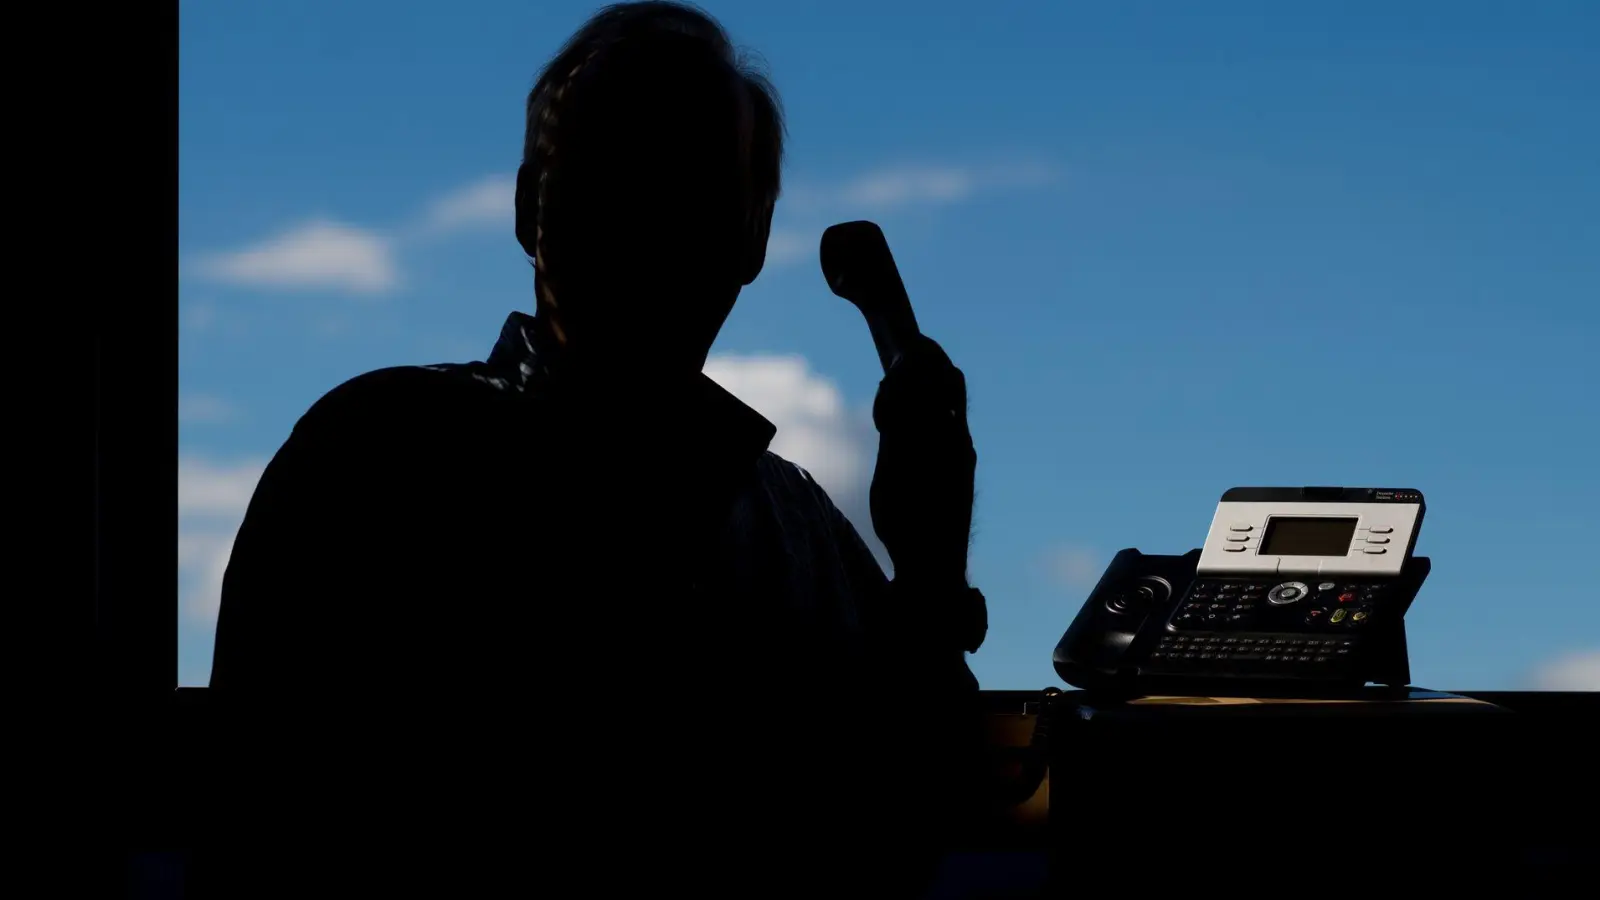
[1170,579,1387,632]
[1147,633,1359,673]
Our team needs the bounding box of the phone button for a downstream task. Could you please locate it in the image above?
[1267,582,1309,605]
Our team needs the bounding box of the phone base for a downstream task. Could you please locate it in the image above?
[1053,548,1422,698]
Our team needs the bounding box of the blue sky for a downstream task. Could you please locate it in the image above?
[179,0,1599,691]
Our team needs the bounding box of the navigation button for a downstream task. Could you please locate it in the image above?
[1226,535,1249,543]
[1224,546,1246,552]
[1268,582,1310,605]
[1362,548,1387,555]
[1230,524,1253,532]
[1366,537,1390,544]
[1370,526,1393,534]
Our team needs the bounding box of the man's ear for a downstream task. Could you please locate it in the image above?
[740,197,776,286]
[515,163,538,260]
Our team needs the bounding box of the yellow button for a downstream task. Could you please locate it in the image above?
[1352,610,1369,622]
[1330,608,1348,623]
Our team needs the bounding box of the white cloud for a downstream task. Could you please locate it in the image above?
[764,228,811,267]
[184,158,1057,299]
[784,160,1058,217]
[1527,651,1600,691]
[758,160,1059,270]
[1042,544,1102,591]
[179,393,237,424]
[418,173,516,236]
[179,456,266,517]
[703,354,884,565]
[838,165,976,210]
[195,219,399,296]
[178,530,240,625]
[178,456,266,624]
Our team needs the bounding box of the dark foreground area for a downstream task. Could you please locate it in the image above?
[99,687,1591,897]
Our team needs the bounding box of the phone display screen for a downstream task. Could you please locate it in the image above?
[1258,517,1358,556]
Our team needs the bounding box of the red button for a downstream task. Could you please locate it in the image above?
[1338,592,1356,603]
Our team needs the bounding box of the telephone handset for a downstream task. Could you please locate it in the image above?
[821,221,987,655]
[821,220,922,374]
[1053,487,1430,696]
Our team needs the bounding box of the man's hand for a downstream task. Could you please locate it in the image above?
[870,334,977,592]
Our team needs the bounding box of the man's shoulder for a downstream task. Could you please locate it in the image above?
[756,451,842,516]
[290,361,516,448]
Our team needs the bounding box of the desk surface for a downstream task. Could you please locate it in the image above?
[1128,686,1493,705]
[1057,686,1510,718]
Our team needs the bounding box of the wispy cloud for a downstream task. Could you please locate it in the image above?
[178,456,267,625]
[1527,650,1600,690]
[188,176,514,298]
[835,165,976,210]
[415,173,516,236]
[1041,543,1102,591]
[187,157,1057,293]
[765,228,812,267]
[179,393,238,424]
[179,456,267,518]
[763,159,1060,269]
[193,219,399,296]
[784,160,1059,217]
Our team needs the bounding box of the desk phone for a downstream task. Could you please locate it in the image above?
[1053,487,1429,696]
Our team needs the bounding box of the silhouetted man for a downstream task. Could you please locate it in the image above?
[209,3,986,896]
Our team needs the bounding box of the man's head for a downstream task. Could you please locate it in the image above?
[516,1,785,370]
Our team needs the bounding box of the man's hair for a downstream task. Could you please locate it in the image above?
[522,2,785,298]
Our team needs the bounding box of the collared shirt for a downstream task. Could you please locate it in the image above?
[468,311,891,670]
[212,310,898,695]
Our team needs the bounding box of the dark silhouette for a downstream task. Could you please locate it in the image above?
[207,2,987,896]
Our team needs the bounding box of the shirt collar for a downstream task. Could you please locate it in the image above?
[488,310,777,460]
